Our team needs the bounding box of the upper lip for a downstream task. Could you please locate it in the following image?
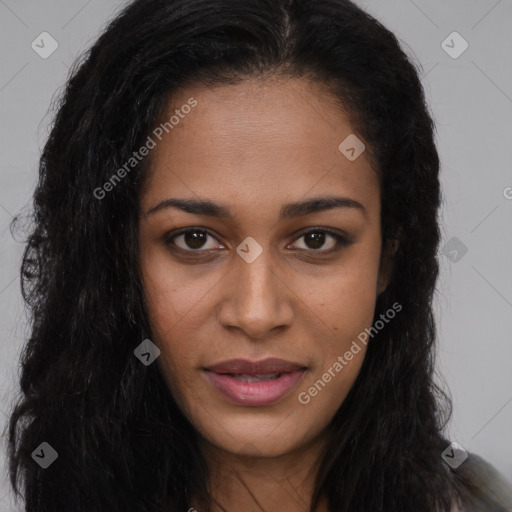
[205,358,306,375]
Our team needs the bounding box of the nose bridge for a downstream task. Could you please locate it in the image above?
[239,250,277,304]
[220,242,292,337]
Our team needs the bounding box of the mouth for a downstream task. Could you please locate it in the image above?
[224,373,285,382]
[203,358,307,406]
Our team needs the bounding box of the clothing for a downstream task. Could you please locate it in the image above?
[453,453,512,511]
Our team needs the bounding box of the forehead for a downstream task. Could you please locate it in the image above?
[141,77,379,212]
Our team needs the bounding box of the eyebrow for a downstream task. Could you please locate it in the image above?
[145,195,367,219]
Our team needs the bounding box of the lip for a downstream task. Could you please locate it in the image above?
[204,358,307,406]
[205,357,305,374]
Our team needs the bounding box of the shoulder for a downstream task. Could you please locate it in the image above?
[451,452,512,512]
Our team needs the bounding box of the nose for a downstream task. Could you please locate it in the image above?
[218,249,294,339]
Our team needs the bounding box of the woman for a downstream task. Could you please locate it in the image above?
[7,0,512,511]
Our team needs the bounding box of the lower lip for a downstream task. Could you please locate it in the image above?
[204,369,306,406]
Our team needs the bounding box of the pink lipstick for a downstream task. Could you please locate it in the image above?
[204,358,307,406]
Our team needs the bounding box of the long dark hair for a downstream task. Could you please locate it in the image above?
[7,0,482,510]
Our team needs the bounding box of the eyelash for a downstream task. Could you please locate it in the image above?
[164,227,352,256]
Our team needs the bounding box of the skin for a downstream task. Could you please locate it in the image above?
[138,76,394,512]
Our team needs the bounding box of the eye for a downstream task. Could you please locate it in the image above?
[165,228,224,252]
[288,228,352,253]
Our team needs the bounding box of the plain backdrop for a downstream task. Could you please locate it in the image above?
[1,0,511,509]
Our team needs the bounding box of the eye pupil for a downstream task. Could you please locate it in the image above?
[185,230,207,249]
[305,231,325,249]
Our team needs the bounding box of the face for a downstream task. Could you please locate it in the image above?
[138,76,389,460]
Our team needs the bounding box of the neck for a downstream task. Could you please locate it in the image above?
[193,433,330,512]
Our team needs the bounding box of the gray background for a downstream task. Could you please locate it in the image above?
[1,0,511,509]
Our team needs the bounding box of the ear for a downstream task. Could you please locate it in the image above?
[377,232,400,295]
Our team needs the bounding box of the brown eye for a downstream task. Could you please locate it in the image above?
[165,228,224,251]
[183,230,208,249]
[290,228,352,253]
[303,231,329,250]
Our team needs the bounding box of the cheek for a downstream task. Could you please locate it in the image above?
[311,244,382,338]
[297,242,380,406]
[138,250,203,400]
[140,244,221,335]
[296,276,375,422]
